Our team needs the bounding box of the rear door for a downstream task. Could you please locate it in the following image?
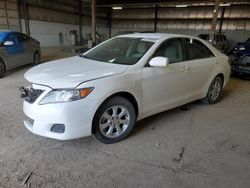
[182,38,216,97]
[16,33,34,65]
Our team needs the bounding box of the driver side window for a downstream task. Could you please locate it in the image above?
[153,38,184,63]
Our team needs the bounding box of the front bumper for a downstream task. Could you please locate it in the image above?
[231,56,250,74]
[23,84,99,140]
[231,64,250,74]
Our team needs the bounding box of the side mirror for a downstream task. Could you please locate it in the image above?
[4,41,14,46]
[149,57,169,67]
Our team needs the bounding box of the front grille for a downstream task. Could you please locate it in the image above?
[25,88,44,103]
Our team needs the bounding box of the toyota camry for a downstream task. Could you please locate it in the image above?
[22,33,230,144]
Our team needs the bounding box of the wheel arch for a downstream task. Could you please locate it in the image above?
[203,72,225,98]
[217,73,224,85]
[91,91,139,134]
[0,56,7,70]
[33,50,40,57]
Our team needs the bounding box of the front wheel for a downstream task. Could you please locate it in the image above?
[93,97,136,144]
[202,76,223,104]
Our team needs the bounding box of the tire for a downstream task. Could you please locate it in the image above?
[0,60,6,78]
[93,97,136,144]
[33,52,40,65]
[202,76,223,104]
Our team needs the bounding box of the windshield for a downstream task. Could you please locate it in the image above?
[82,37,154,65]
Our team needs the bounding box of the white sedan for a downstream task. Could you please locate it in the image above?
[22,33,230,144]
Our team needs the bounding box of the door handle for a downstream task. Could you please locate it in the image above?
[181,66,190,72]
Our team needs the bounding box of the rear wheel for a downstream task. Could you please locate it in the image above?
[0,60,6,78]
[33,52,40,65]
[93,97,136,144]
[202,76,223,104]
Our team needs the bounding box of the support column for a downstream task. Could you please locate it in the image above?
[21,0,30,35]
[108,8,112,38]
[17,0,22,32]
[219,6,225,33]
[209,0,220,45]
[4,0,10,30]
[154,5,158,32]
[91,0,96,46]
[78,0,82,45]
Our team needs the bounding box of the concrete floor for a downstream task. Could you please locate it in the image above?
[0,48,249,188]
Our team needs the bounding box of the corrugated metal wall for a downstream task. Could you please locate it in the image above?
[0,0,19,31]
[2,1,249,47]
[25,5,109,46]
[111,5,250,46]
[22,19,109,47]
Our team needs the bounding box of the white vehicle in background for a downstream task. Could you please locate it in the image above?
[22,33,230,144]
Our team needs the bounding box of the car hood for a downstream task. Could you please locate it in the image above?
[25,56,128,88]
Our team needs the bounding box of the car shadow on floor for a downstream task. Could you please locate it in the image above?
[130,100,203,138]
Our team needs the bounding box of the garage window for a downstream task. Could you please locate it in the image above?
[183,38,214,60]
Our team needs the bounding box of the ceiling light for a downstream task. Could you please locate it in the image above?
[176,5,188,8]
[112,7,123,10]
[219,3,230,6]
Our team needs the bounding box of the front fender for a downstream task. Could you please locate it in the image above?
[76,70,143,118]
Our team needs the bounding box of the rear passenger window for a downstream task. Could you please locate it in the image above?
[153,38,184,63]
[17,33,29,43]
[183,38,214,60]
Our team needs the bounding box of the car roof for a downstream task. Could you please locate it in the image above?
[117,32,199,41]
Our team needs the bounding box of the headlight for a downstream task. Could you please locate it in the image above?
[39,87,94,105]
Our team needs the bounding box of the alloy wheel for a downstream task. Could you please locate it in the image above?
[209,79,222,101]
[99,105,130,138]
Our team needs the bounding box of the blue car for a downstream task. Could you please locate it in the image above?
[228,38,250,75]
[0,30,40,78]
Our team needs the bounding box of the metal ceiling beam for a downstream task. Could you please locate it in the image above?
[95,0,250,7]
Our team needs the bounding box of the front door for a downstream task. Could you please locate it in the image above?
[141,38,191,116]
[3,33,25,69]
